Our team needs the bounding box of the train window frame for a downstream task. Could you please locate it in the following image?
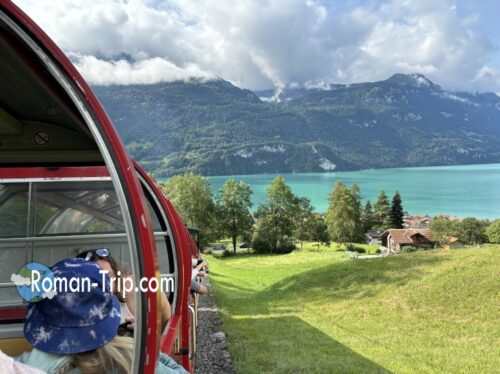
[138,175,179,315]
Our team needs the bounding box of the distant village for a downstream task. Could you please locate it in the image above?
[365,214,493,254]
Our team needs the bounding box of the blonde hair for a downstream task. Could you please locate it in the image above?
[57,336,133,374]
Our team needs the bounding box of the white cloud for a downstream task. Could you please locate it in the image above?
[12,0,500,92]
[42,289,57,300]
[10,273,31,286]
[72,54,214,85]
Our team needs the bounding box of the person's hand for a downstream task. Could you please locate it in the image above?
[125,316,135,331]
[197,271,207,278]
[195,260,207,269]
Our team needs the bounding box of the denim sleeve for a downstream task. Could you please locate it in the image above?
[155,353,189,374]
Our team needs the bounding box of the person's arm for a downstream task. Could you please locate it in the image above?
[14,348,69,373]
[191,260,208,279]
[155,352,189,373]
[124,276,135,316]
[197,283,208,295]
[160,292,171,330]
[190,279,208,295]
[193,280,208,295]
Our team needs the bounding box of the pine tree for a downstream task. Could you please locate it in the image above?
[362,200,374,232]
[373,190,392,230]
[350,183,364,242]
[390,191,404,229]
[293,197,315,250]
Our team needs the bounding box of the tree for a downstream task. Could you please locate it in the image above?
[252,177,298,253]
[390,191,404,229]
[362,200,374,232]
[458,217,488,245]
[306,214,330,246]
[292,198,330,249]
[216,179,254,253]
[325,182,363,245]
[293,197,314,250]
[160,172,218,247]
[429,218,459,247]
[349,184,364,242]
[372,190,392,230]
[486,219,500,243]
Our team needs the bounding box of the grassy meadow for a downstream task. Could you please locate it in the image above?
[206,245,499,373]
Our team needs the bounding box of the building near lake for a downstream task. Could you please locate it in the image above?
[443,237,465,250]
[403,215,431,228]
[380,229,435,253]
[365,230,384,245]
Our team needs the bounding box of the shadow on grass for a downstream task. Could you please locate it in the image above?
[226,315,391,373]
[211,251,450,372]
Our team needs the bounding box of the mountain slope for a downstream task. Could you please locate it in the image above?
[93,74,500,176]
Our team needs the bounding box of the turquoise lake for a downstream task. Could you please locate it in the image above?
[202,163,500,218]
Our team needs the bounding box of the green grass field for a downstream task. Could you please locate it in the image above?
[211,239,380,254]
[206,246,500,373]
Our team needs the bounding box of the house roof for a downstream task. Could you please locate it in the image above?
[365,230,384,238]
[381,229,434,245]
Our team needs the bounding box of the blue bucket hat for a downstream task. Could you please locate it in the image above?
[24,258,121,354]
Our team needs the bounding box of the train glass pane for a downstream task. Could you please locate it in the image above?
[0,178,134,308]
[0,183,29,238]
[33,181,125,235]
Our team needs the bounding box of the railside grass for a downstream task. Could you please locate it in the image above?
[206,246,499,373]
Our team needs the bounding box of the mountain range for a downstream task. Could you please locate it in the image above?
[92,73,500,177]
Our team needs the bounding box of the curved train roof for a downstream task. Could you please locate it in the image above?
[0,5,102,165]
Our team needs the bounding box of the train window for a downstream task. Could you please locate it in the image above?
[139,176,178,313]
[33,181,125,236]
[0,183,29,238]
[0,179,132,307]
[145,193,163,232]
[0,183,29,306]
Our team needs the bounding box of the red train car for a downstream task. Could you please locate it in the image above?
[0,1,196,372]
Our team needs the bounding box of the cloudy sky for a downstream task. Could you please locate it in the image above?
[12,0,500,93]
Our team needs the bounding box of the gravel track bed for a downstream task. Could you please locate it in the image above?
[195,277,236,374]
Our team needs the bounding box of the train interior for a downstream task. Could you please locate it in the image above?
[0,8,180,360]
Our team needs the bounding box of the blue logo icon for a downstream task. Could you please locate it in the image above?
[11,262,55,302]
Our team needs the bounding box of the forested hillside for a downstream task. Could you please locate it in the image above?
[93,74,500,176]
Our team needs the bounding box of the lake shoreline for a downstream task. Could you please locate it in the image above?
[160,163,500,219]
